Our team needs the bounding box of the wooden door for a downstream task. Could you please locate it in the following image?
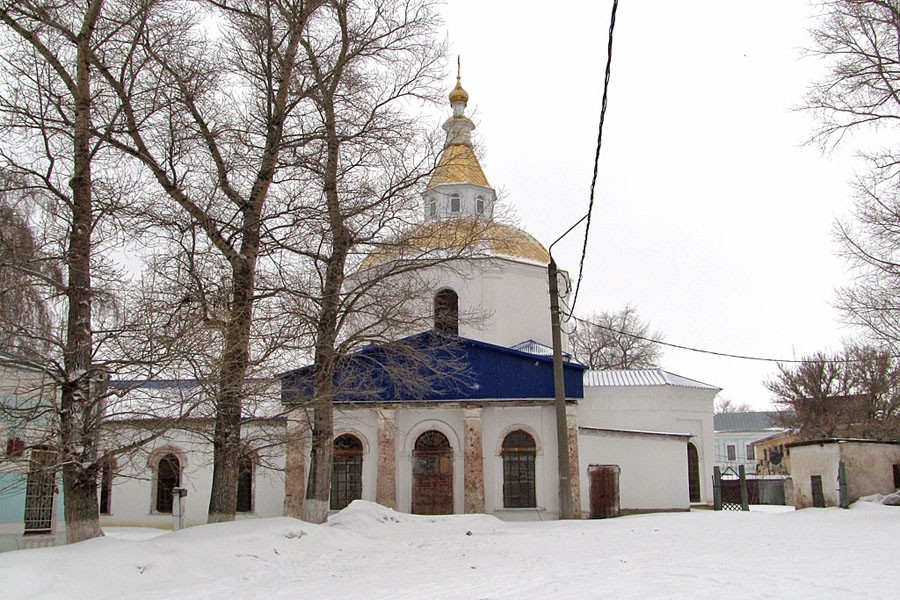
[687,443,701,503]
[412,431,453,515]
[589,464,620,519]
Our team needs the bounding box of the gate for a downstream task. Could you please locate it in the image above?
[588,464,620,519]
[713,465,749,511]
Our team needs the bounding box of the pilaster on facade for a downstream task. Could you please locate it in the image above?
[566,403,582,517]
[282,414,308,518]
[463,407,486,513]
[376,409,397,509]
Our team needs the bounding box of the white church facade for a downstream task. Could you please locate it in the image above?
[1,78,717,542]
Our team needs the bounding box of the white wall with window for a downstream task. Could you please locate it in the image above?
[99,422,285,529]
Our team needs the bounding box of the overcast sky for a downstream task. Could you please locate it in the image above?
[437,1,864,409]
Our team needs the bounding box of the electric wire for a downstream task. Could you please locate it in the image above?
[568,0,619,317]
[569,313,886,365]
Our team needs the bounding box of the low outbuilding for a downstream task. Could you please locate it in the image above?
[787,438,900,508]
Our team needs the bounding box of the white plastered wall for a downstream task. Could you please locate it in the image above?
[579,384,717,505]
[101,423,286,529]
[577,430,691,512]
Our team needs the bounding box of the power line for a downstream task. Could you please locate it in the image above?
[569,0,619,316]
[569,313,885,364]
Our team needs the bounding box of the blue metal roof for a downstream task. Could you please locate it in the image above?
[281,331,586,404]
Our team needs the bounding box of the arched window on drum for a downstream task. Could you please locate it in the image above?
[434,289,458,335]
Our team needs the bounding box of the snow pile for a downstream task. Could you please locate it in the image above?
[327,500,504,537]
[857,490,900,506]
[2,502,900,599]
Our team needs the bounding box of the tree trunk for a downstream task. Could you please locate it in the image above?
[301,373,334,524]
[58,0,105,545]
[62,462,102,543]
[208,216,259,522]
[301,82,349,522]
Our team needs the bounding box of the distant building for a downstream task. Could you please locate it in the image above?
[713,411,784,474]
[753,429,800,476]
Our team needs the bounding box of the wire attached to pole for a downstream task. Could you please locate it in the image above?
[568,0,619,317]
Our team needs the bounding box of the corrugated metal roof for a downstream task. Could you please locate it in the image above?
[713,411,782,433]
[510,339,572,360]
[583,368,719,390]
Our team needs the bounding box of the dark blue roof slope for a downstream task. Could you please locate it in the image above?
[281,331,586,405]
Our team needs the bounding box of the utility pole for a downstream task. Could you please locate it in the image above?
[548,257,573,519]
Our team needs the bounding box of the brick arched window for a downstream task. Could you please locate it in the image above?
[434,289,458,335]
[502,430,536,508]
[331,434,363,510]
[156,453,181,513]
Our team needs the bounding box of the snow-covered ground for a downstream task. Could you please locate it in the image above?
[1,501,897,599]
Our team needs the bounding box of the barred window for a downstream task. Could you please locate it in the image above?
[24,448,56,534]
[331,434,363,510]
[502,430,536,508]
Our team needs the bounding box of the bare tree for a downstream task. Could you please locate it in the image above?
[571,305,664,370]
[0,0,116,543]
[805,1,900,350]
[765,342,900,440]
[88,0,322,522]
[272,0,450,524]
[714,396,751,414]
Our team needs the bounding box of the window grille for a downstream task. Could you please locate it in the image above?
[24,449,56,535]
[331,434,363,510]
[502,431,536,508]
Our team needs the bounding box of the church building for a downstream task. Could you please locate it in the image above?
[1,77,718,544]
[277,76,718,521]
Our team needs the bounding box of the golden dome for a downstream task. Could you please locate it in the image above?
[427,143,489,188]
[449,76,468,104]
[360,218,550,271]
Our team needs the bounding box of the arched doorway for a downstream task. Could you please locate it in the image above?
[687,442,701,503]
[412,430,453,514]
